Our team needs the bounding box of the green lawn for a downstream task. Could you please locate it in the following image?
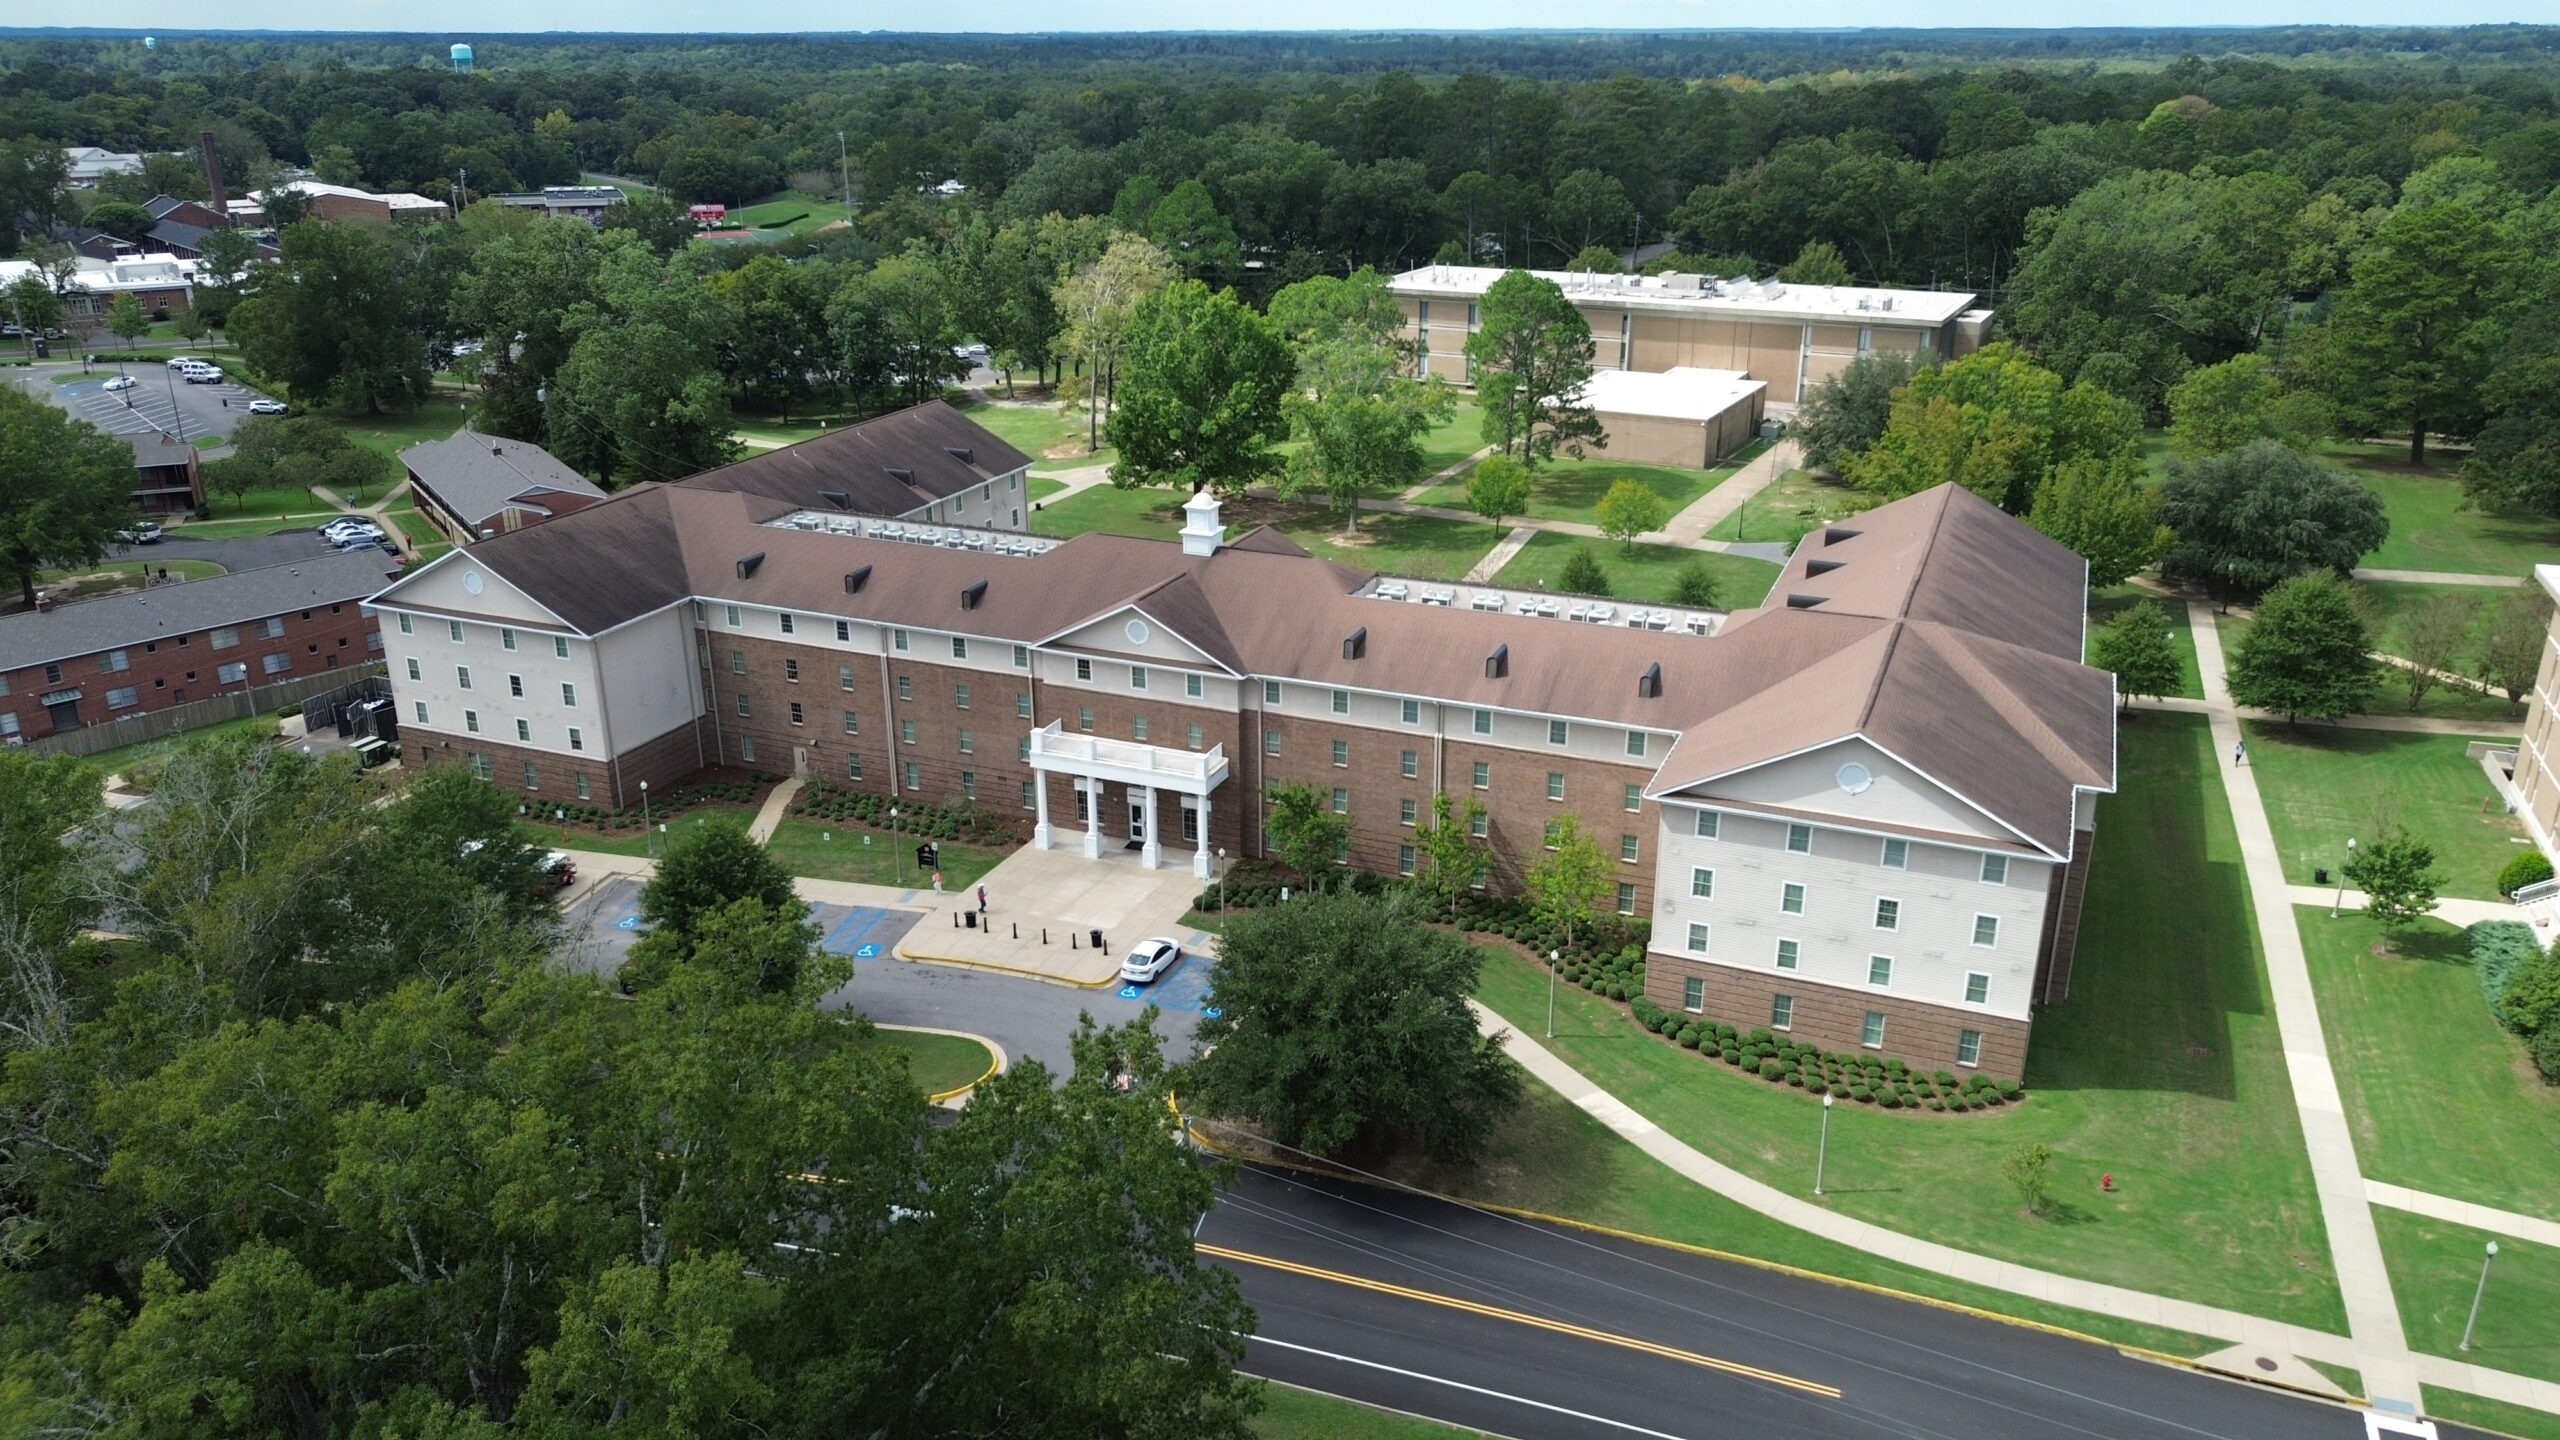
[1027,477,1067,504]
[1252,1383,1496,1439]
[2302,910,2560,1221]
[520,804,761,858]
[1285,510,1498,580]
[2378,1209,2560,1389]
[2338,450,2560,578]
[2424,1385,2560,1440]
[1416,400,1486,478]
[1474,712,2344,1332]
[382,485,417,512]
[724,196,837,235]
[2087,586,2204,700]
[386,509,446,552]
[762,818,1006,890]
[1032,483,1182,541]
[1493,532,1781,608]
[579,174,648,199]
[324,399,471,464]
[2353,579,2539,724]
[947,396,1104,468]
[74,711,281,778]
[2240,723,2523,900]
[859,1027,997,1096]
[1414,451,1746,524]
[1702,466,1873,546]
[202,479,326,520]
[2216,608,2527,728]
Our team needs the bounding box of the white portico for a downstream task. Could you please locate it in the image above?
[1026,720,1232,877]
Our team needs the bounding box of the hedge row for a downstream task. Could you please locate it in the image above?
[1189,884,1649,972]
[533,775,773,832]
[1619,986,2023,1112]
[2468,919,2560,1084]
[790,780,1023,846]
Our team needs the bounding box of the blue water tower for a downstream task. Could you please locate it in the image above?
[450,42,474,73]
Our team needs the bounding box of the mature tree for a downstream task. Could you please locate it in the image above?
[2477,588,2551,712]
[1525,813,1613,952]
[1794,350,1919,474]
[1263,780,1350,889]
[80,200,156,244]
[2314,200,2520,466]
[205,414,382,509]
[1147,179,1243,279]
[1594,478,1670,554]
[1108,280,1292,497]
[1267,267,1409,351]
[1464,454,1532,530]
[1275,269,1450,531]
[0,751,101,1053]
[1544,169,1635,261]
[1778,239,1853,286]
[1191,889,1522,1164]
[1565,244,1624,274]
[7,271,60,360]
[452,219,621,444]
[2157,441,2389,597]
[171,306,208,346]
[546,243,740,486]
[1411,791,1488,922]
[2027,450,2168,588]
[187,226,260,328]
[2166,353,2328,458]
[229,218,431,414]
[1055,234,1178,451]
[1559,547,1611,596]
[0,389,135,607]
[862,249,976,407]
[2466,285,2560,518]
[2227,571,2375,723]
[102,292,149,353]
[603,189,699,259]
[639,821,801,945]
[2395,590,2480,712]
[1466,269,1604,466]
[1847,343,2130,513]
[2089,601,2183,708]
[1671,559,1721,608]
[0,137,69,253]
[2343,823,2443,930]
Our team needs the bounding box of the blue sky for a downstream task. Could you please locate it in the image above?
[72,3,2560,33]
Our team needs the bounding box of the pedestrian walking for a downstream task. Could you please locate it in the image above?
[2233,740,2247,767]
[976,884,988,916]
[932,869,945,894]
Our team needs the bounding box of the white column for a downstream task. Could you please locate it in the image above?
[1033,771,1052,850]
[1192,789,1214,879]
[1081,777,1103,859]
[1140,785,1161,870]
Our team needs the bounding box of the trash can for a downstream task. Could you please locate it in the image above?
[964,910,978,929]
[1089,928,1104,950]
[2314,867,2330,886]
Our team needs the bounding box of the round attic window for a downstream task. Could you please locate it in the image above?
[1125,618,1150,645]
[1835,762,1873,795]
[462,570,484,596]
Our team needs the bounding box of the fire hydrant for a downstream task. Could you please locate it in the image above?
[2101,1173,2116,1193]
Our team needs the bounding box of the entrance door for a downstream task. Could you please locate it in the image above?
[44,697,80,732]
[1128,798,1147,844]
[791,745,809,777]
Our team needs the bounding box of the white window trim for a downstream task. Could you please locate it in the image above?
[1880,837,1909,869]
[1867,954,1894,989]
[1963,970,1993,1006]
[1685,923,1710,955]
[1774,937,1800,971]
[1873,896,1902,932]
[1780,881,1806,916]
[1971,913,2000,948]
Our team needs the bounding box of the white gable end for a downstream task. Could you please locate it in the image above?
[1047,605,1227,669]
[374,554,574,630]
[1669,736,2021,845]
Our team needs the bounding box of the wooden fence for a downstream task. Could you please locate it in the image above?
[18,662,387,759]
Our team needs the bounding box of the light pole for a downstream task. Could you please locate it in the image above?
[2462,1240,2500,1351]
[639,780,652,857]
[891,806,901,886]
[2331,836,2357,917]
[1815,1091,1836,1196]
[1547,949,1559,1040]
[1217,847,1227,914]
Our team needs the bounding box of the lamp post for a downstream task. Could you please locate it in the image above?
[638,780,652,858]
[2331,836,2357,917]
[891,807,901,886]
[1547,949,1559,1040]
[1815,1091,1835,1196]
[2462,1240,2501,1351]
[1217,847,1227,915]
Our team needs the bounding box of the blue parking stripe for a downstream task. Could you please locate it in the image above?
[821,906,890,953]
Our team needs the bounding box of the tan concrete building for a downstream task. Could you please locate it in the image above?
[364,416,2113,1078]
[1574,367,1767,469]
[1390,264,1991,412]
[2500,565,2560,872]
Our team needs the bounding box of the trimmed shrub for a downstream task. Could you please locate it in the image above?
[1677,1025,1702,1049]
[2471,920,2544,1029]
[1927,1098,1946,1112]
[1720,1046,1742,1065]
[2534,1025,2560,1083]
[2498,851,2554,899]
[1758,1059,1783,1081]
[1849,1085,1873,1102]
[1877,1090,1902,1109]
[2503,947,2560,1037]
[1828,1082,1850,1099]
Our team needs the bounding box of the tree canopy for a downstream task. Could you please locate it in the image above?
[1107,279,1293,496]
[2157,440,2389,597]
[2227,570,2375,723]
[1465,269,1604,467]
[0,387,136,607]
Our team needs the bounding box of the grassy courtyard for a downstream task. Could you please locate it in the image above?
[1032,486,1502,580]
[948,395,1110,468]
[1472,711,2343,1331]
[2087,585,2204,700]
[1493,533,1781,608]
[2339,451,2560,578]
[519,804,761,858]
[859,1027,998,1096]
[2378,1209,2560,1391]
[1413,449,1745,524]
[2240,723,2524,901]
[1703,467,1873,546]
[762,817,1006,890]
[2300,911,2560,1221]
[1032,484,1182,541]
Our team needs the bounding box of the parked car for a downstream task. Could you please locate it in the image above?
[165,355,210,370]
[530,851,577,898]
[1119,937,1184,984]
[113,523,162,544]
[245,398,288,415]
[182,367,224,384]
[100,374,136,391]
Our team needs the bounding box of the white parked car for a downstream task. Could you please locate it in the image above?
[1119,937,1184,985]
[166,355,211,370]
[246,398,287,415]
[182,366,224,384]
[100,374,137,391]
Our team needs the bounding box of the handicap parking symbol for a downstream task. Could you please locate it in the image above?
[1118,985,1144,999]
[615,915,638,931]
[855,943,883,958]
[1202,1006,1224,1020]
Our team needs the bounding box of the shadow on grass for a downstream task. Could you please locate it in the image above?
[2028,712,2251,1103]
[2375,925,2471,966]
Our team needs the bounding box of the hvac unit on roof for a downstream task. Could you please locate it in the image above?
[735,552,765,579]
[1637,662,1661,699]
[1484,643,1508,679]
[844,566,872,593]
[961,580,987,610]
[1343,626,1367,660]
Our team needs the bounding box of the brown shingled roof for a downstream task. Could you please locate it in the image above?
[1755,484,2089,661]
[674,399,1034,517]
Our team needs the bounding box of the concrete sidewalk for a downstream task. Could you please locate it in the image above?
[2190,600,2423,1415]
[2354,568,2526,587]
[2281,883,2520,929]
[1659,438,1801,547]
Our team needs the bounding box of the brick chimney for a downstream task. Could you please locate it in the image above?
[199,130,228,222]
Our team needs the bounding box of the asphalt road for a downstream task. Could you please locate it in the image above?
[1201,1166,2475,1440]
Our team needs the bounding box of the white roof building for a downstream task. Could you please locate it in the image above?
[63,146,146,183]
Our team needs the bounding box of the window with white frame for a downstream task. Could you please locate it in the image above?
[414,701,429,723]
[456,665,472,690]
[1625,731,1646,758]
[1682,975,1705,1010]
[1686,923,1709,954]
[1017,692,1031,718]
[1861,1011,1886,1047]
[1772,994,1795,1030]
[1786,823,1812,854]
[1399,749,1418,778]
[1873,898,1900,931]
[1131,715,1148,741]
[840,666,856,691]
[105,686,136,708]
[1548,719,1568,745]
[1013,645,1029,668]
[1130,664,1145,689]
[515,718,531,741]
[1881,837,1908,869]
[448,620,464,643]
[1472,708,1492,735]
[1972,914,1999,948]
[1401,698,1420,725]
[1623,783,1641,812]
[952,636,968,659]
[899,719,916,744]
[1965,971,1990,1005]
[405,658,421,681]
[1331,739,1349,766]
[1265,729,1280,756]
[1867,955,1894,987]
[1690,867,1714,898]
[1546,771,1564,800]
[1331,688,1349,714]
[1330,788,1348,815]
[1981,853,2008,885]
[1780,882,1805,914]
[1468,810,1487,838]
[1398,844,1416,876]
[1696,809,1720,839]
[567,728,583,752]
[217,661,247,684]
[1957,1030,1982,1066]
[1186,673,1203,698]
[955,684,970,710]
[561,682,577,708]
[464,709,480,733]
[1471,760,1490,788]
[1775,938,1799,970]
[500,628,516,651]
[397,613,414,636]
[555,636,570,659]
[261,653,290,675]
[508,674,524,698]
[1265,680,1282,704]
[725,605,740,627]
[1075,658,1092,681]
[1400,797,1418,826]
[740,734,756,762]
[1615,882,1636,914]
[893,628,910,651]
[1187,722,1203,750]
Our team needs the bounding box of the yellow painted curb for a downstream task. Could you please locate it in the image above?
[1187,1120,2365,1411]
[890,943,1122,989]
[874,1022,1005,1102]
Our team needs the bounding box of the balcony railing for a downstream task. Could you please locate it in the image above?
[1026,720,1226,787]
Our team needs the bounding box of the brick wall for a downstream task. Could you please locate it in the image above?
[0,596,377,740]
[416,714,706,811]
[1644,952,2030,1079]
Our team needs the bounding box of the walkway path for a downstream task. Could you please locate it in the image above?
[1402,445,1496,501]
[2128,693,2521,738]
[1659,438,1801,546]
[2354,568,2526,587]
[306,478,434,560]
[2367,1179,2560,1252]
[746,776,803,841]
[2280,883,2518,929]
[2188,599,2422,1415]
[1463,526,1539,583]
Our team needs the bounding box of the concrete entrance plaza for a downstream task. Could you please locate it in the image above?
[894,842,1218,986]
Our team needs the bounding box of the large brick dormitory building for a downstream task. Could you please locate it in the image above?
[365,404,2114,1078]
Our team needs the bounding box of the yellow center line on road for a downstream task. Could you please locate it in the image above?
[1197,1243,1842,1400]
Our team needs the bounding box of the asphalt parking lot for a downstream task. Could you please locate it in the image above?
[113,529,346,571]
[18,359,277,449]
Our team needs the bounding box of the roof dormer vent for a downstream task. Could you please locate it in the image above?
[1343,626,1367,660]
[946,446,973,464]
[844,566,871,594]
[1786,594,1827,610]
[818,489,850,509]
[1637,662,1661,699]
[886,466,914,483]
[1485,643,1508,679]
[1806,558,1845,576]
[735,552,765,579]
[961,580,987,610]
[1822,526,1862,546]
